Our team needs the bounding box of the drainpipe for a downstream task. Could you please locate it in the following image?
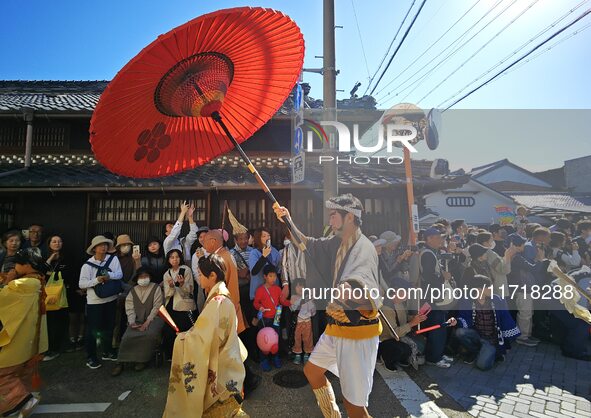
[0,108,34,178]
[23,108,34,168]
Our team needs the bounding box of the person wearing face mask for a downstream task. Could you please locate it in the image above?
[114,235,140,347]
[111,268,164,376]
[115,235,139,286]
[476,232,517,296]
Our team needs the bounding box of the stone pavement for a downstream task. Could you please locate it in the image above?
[421,341,591,418]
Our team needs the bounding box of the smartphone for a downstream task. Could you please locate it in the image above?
[133,245,140,255]
[266,239,271,248]
[418,302,432,316]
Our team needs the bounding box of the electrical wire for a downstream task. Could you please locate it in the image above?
[363,0,417,96]
[372,0,483,99]
[350,0,371,81]
[376,0,507,105]
[442,7,591,110]
[436,0,590,108]
[416,0,540,105]
[369,0,429,95]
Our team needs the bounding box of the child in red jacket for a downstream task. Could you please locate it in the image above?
[253,265,289,371]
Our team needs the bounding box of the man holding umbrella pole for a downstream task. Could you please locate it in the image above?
[274,194,382,418]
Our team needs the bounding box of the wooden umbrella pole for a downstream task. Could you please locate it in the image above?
[212,111,400,341]
[212,111,306,251]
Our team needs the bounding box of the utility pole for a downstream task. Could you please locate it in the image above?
[323,0,338,224]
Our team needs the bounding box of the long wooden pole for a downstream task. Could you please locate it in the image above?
[212,111,399,341]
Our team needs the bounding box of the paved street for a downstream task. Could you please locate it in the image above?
[31,342,590,417]
[421,342,591,418]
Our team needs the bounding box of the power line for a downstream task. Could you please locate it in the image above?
[376,0,506,106]
[386,0,519,105]
[416,0,540,105]
[363,0,417,96]
[503,21,591,76]
[442,7,591,111]
[372,0,483,99]
[436,0,590,108]
[369,0,429,96]
[350,0,371,81]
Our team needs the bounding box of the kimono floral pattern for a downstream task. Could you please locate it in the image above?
[225,380,239,394]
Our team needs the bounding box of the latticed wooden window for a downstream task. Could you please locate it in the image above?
[0,122,70,150]
[89,196,207,246]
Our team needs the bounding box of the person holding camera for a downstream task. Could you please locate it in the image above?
[79,235,123,370]
[162,249,196,361]
[419,227,458,368]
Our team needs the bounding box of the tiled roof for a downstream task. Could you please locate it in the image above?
[510,193,591,214]
[487,181,554,193]
[0,81,107,113]
[0,80,376,114]
[0,153,463,190]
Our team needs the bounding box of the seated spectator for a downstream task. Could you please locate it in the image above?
[162,249,196,360]
[79,236,123,370]
[253,265,289,371]
[112,268,164,376]
[379,277,426,371]
[455,275,520,370]
[0,229,22,277]
[289,278,316,365]
[21,223,48,259]
[140,237,167,284]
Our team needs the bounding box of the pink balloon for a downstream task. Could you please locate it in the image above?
[256,327,279,355]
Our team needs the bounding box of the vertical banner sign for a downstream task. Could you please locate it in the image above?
[292,82,305,183]
[411,204,420,233]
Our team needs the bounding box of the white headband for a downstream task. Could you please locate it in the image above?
[325,200,362,219]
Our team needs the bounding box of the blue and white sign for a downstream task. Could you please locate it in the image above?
[293,127,303,155]
[294,83,303,112]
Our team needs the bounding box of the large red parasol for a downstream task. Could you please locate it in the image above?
[90,7,304,178]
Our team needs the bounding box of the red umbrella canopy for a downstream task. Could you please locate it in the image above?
[90,7,305,178]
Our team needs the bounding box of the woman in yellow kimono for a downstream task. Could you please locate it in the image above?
[163,253,248,418]
[0,249,49,417]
